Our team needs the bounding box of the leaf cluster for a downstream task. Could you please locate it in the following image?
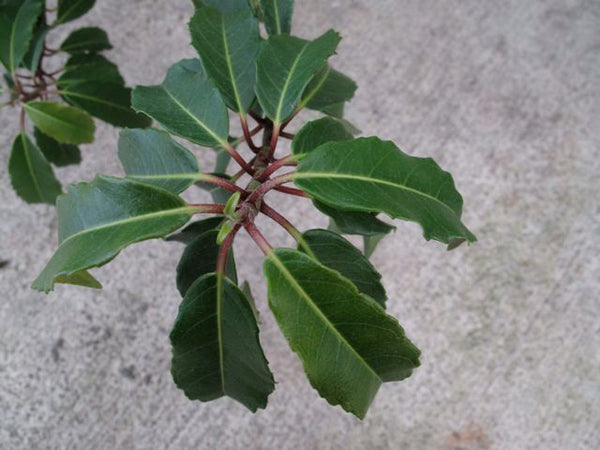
[0,0,150,205]
[32,0,476,419]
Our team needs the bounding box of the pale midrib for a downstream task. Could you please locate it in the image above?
[268,252,381,381]
[163,87,227,147]
[294,172,455,216]
[59,206,194,247]
[60,90,131,112]
[56,1,81,24]
[25,104,87,136]
[64,38,107,51]
[297,65,330,110]
[216,272,227,395]
[127,172,204,181]
[221,17,244,114]
[273,0,282,34]
[275,42,310,125]
[21,134,43,201]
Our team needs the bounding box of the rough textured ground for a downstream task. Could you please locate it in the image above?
[1,1,599,449]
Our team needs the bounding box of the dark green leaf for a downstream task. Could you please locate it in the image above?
[118,128,199,194]
[255,30,340,125]
[314,200,395,237]
[215,148,231,173]
[295,137,477,246]
[21,18,47,72]
[240,280,260,320]
[60,27,112,54]
[32,176,195,292]
[260,0,293,35]
[8,133,61,205]
[176,229,237,296]
[0,0,44,72]
[166,216,224,244]
[170,273,274,411]
[264,249,420,419]
[132,59,229,147]
[3,72,18,100]
[56,0,96,24]
[59,54,124,86]
[300,229,387,307]
[60,81,151,128]
[24,101,95,144]
[190,6,260,114]
[301,65,357,116]
[192,0,250,12]
[363,233,386,259]
[292,116,354,155]
[34,127,81,167]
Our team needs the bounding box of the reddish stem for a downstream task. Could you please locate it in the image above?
[241,116,261,153]
[243,220,272,255]
[200,174,249,195]
[222,142,255,176]
[273,186,309,198]
[246,172,295,204]
[280,131,295,140]
[267,123,280,161]
[216,223,242,274]
[257,154,297,181]
[188,204,226,214]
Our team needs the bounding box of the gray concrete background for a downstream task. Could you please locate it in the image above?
[1,0,599,449]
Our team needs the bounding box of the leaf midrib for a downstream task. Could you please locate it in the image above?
[60,89,131,112]
[58,206,194,246]
[216,272,227,395]
[267,251,380,381]
[221,15,244,114]
[25,103,87,138]
[20,133,43,201]
[294,171,456,217]
[274,40,310,125]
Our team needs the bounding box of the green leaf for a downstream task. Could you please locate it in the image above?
[60,27,112,54]
[264,249,420,419]
[166,216,224,245]
[292,116,354,155]
[8,133,62,205]
[170,273,274,411]
[260,0,293,35]
[314,200,395,237]
[301,65,357,116]
[118,128,199,194]
[215,148,231,173]
[363,233,386,259]
[24,101,95,144]
[32,176,195,293]
[190,6,260,114]
[176,229,237,296]
[58,54,124,86]
[295,137,477,246]
[56,0,96,24]
[192,0,250,12]
[60,81,151,128]
[224,191,241,217]
[300,229,387,307]
[0,0,44,72]
[55,270,101,289]
[132,59,229,147]
[34,127,81,167]
[255,30,340,125]
[21,19,47,72]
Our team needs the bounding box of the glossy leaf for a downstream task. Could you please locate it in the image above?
[300,229,387,307]
[118,128,199,194]
[32,176,194,292]
[264,249,420,418]
[56,0,96,24]
[195,173,233,204]
[314,200,395,237]
[260,0,294,35]
[192,0,250,12]
[58,54,124,86]
[0,0,44,72]
[295,137,477,246]
[34,128,81,167]
[170,273,274,411]
[166,217,224,245]
[190,6,260,114]
[176,229,237,296]
[363,233,386,259]
[60,81,151,128]
[21,18,47,72]
[292,116,354,155]
[60,27,112,54]
[132,59,229,147]
[8,133,61,205]
[24,101,95,144]
[255,30,340,125]
[301,65,357,116]
[55,270,101,289]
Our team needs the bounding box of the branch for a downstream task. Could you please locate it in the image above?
[243,220,272,256]
[260,203,315,258]
[216,223,242,274]
[221,142,256,176]
[197,174,249,195]
[257,154,297,181]
[273,186,309,198]
[246,172,295,204]
[241,116,261,153]
[188,204,226,215]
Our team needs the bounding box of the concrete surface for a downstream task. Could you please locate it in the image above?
[1,1,599,449]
